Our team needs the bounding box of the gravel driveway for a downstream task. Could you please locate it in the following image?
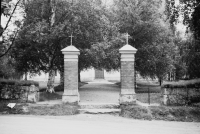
[79,80,120,103]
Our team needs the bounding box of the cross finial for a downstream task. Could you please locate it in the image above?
[125,33,130,45]
[69,34,74,46]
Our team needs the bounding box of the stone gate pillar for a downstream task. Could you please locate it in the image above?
[61,45,80,103]
[119,44,137,104]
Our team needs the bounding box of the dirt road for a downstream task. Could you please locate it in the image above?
[0,114,200,134]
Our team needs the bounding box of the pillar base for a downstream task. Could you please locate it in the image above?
[62,94,80,103]
[119,94,136,105]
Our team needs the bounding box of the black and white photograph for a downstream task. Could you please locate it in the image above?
[0,0,200,133]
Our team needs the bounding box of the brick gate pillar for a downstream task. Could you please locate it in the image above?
[119,44,137,104]
[61,46,80,103]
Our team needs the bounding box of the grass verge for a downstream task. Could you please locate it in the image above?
[27,104,79,115]
[0,100,28,114]
[120,105,200,122]
[0,100,79,115]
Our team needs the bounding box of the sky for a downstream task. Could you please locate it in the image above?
[2,0,23,38]
[174,0,187,37]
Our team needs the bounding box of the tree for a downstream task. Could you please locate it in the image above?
[0,54,22,79]
[190,0,200,40]
[12,0,67,92]
[12,0,185,87]
[12,0,109,91]
[0,0,22,58]
[166,0,200,79]
[0,0,24,80]
[188,2,200,78]
[86,6,123,71]
[108,0,176,84]
[86,0,177,85]
[88,35,123,71]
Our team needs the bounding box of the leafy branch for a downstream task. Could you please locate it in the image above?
[0,29,19,58]
[3,0,21,33]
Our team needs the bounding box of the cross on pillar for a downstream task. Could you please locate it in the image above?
[69,34,74,46]
[125,33,130,45]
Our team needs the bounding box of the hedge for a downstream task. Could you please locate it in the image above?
[162,78,200,88]
[0,79,39,87]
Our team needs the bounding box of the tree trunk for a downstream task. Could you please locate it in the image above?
[159,78,162,86]
[47,70,56,93]
[49,0,56,26]
[173,71,175,80]
[46,0,56,93]
[24,73,27,81]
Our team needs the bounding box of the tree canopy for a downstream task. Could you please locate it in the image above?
[166,0,200,79]
[110,0,176,82]
[3,0,199,84]
[12,0,108,73]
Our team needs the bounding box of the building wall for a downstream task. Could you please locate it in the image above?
[80,68,95,82]
[104,70,120,81]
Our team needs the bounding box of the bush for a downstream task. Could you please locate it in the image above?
[0,79,16,85]
[16,80,39,87]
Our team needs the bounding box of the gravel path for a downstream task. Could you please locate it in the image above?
[79,80,120,103]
